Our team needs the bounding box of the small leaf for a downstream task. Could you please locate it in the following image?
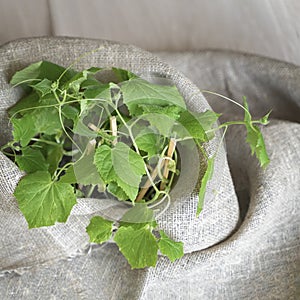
[259,110,272,125]
[11,114,37,147]
[158,230,184,262]
[14,171,77,228]
[243,99,270,168]
[86,216,114,244]
[15,147,49,173]
[114,224,158,269]
[197,156,215,216]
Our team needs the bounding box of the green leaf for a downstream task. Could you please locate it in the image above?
[10,61,75,86]
[194,110,220,139]
[83,83,112,103]
[94,142,146,201]
[197,156,215,217]
[112,67,138,82]
[11,114,37,147]
[8,92,40,117]
[107,182,129,200]
[15,147,49,173]
[137,104,182,119]
[10,61,44,85]
[135,128,161,157]
[158,230,184,262]
[14,171,77,228]
[94,145,116,183]
[175,110,208,141]
[73,119,98,138]
[194,110,220,130]
[32,107,62,135]
[30,78,53,97]
[36,137,64,175]
[61,105,80,121]
[243,99,270,168]
[141,113,176,137]
[121,203,155,225]
[59,165,77,184]
[63,67,102,93]
[114,224,158,269]
[121,78,186,116]
[86,216,114,244]
[259,110,271,125]
[73,149,103,185]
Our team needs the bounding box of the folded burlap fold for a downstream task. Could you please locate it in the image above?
[0,38,299,299]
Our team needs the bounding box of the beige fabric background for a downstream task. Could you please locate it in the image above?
[0,0,300,65]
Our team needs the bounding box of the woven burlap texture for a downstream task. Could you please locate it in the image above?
[0,38,299,299]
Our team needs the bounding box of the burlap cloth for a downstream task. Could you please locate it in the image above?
[0,38,299,299]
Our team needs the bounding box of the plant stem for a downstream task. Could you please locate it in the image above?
[201,90,248,113]
[136,164,160,202]
[110,116,117,146]
[160,138,176,190]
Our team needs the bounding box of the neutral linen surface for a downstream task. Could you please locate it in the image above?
[0,38,299,299]
[1,0,300,65]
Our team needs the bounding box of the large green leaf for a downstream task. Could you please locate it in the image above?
[174,110,208,141]
[32,107,62,135]
[141,113,176,137]
[14,171,77,228]
[94,142,146,201]
[10,61,76,86]
[15,147,49,173]
[86,216,114,244]
[121,78,186,115]
[11,114,37,147]
[158,230,184,262]
[73,150,103,185]
[8,92,40,117]
[114,224,158,269]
